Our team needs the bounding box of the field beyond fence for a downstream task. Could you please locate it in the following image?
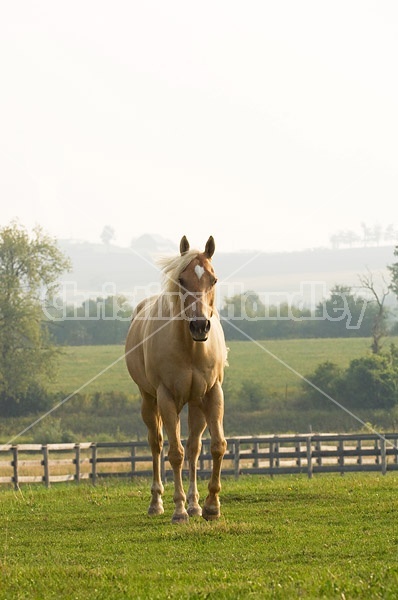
[1,432,398,489]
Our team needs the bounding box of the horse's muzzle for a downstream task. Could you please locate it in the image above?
[189,318,211,341]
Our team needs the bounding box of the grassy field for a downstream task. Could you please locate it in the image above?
[1,474,398,599]
[0,337,395,443]
[50,337,390,400]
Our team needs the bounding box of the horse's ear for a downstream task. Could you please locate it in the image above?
[204,236,215,259]
[180,236,190,255]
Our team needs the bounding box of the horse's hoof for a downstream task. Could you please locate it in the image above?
[202,506,220,521]
[148,504,164,516]
[171,511,189,524]
[187,505,202,517]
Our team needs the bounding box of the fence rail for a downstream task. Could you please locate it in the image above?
[1,433,398,489]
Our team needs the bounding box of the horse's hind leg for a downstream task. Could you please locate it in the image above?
[141,390,164,516]
[186,404,207,517]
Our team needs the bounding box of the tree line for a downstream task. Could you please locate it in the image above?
[330,222,398,249]
[220,284,394,344]
[44,283,395,347]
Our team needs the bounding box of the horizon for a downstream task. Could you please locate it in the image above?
[57,229,397,255]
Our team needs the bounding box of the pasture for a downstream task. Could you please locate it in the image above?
[38,337,398,438]
[1,474,398,599]
[50,337,385,399]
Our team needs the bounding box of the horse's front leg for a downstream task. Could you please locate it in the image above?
[141,390,164,516]
[186,404,207,517]
[202,382,227,521]
[158,386,189,523]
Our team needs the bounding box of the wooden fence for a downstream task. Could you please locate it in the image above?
[1,433,398,489]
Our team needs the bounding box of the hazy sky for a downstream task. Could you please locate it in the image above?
[1,1,397,253]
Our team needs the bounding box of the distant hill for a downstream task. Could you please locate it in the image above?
[57,236,397,307]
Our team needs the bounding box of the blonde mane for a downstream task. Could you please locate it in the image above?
[156,249,201,295]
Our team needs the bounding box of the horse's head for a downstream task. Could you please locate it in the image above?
[178,235,218,342]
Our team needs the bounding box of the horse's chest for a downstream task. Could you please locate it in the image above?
[190,368,210,400]
[175,365,215,406]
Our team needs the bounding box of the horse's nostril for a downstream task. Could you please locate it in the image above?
[189,318,211,339]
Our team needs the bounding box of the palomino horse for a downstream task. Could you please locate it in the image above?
[125,236,228,523]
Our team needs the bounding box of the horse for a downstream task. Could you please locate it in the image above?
[125,235,228,523]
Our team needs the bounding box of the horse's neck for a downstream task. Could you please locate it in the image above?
[170,314,195,350]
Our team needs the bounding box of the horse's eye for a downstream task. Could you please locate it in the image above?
[211,277,218,286]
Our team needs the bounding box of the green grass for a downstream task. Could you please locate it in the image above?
[51,338,392,399]
[1,475,398,599]
[50,345,136,397]
[223,337,381,399]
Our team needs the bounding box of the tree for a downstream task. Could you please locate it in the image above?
[371,224,383,246]
[315,285,376,337]
[384,224,398,244]
[100,225,115,247]
[46,295,132,345]
[361,222,373,246]
[220,292,312,340]
[358,271,390,354]
[330,230,360,249]
[0,222,71,415]
[388,246,398,298]
[342,350,398,409]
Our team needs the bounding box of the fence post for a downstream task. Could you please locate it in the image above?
[306,436,313,479]
[269,440,274,477]
[315,438,322,466]
[338,438,345,475]
[395,437,398,467]
[234,440,240,479]
[75,444,81,483]
[12,446,19,491]
[274,440,280,470]
[130,444,136,479]
[374,438,380,465]
[356,438,362,465]
[380,437,387,475]
[253,442,259,468]
[43,445,50,488]
[91,444,97,485]
[296,440,302,468]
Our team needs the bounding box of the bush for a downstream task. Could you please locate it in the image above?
[240,379,268,410]
[301,346,398,411]
[32,418,75,444]
[301,361,344,408]
[342,352,398,409]
[0,383,54,417]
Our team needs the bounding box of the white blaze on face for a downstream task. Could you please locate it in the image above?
[194,264,205,280]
